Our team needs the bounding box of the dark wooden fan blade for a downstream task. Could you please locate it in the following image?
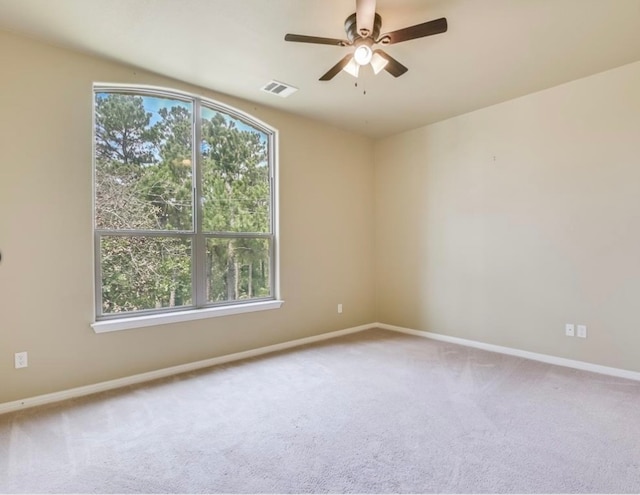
[381,17,447,45]
[375,50,408,77]
[284,34,349,46]
[356,0,376,37]
[319,54,354,81]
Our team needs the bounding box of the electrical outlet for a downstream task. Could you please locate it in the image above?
[577,325,587,338]
[565,324,575,337]
[15,351,28,369]
[337,304,343,314]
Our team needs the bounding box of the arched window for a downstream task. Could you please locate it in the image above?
[92,85,279,331]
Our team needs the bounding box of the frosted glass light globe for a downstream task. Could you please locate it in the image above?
[353,45,373,66]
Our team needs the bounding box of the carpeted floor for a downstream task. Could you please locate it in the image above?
[1,328,640,493]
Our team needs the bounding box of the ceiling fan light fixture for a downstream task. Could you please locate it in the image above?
[343,57,360,78]
[284,0,448,82]
[353,44,373,65]
[370,51,388,74]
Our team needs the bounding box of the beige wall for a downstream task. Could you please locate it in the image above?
[0,31,375,403]
[2,28,640,405]
[375,61,640,372]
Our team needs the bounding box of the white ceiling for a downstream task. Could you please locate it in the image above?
[0,0,639,138]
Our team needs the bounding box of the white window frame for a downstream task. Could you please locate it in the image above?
[91,84,282,333]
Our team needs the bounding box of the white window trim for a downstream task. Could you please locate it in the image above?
[92,83,281,331]
[92,299,284,333]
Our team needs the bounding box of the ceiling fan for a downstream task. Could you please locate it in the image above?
[284,0,448,81]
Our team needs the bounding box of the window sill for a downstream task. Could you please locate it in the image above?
[91,300,285,334]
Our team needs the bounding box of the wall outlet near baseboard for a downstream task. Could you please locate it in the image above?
[337,304,343,314]
[577,325,587,338]
[565,324,575,337]
[15,351,28,369]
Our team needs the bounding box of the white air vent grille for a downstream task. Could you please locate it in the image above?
[260,80,298,98]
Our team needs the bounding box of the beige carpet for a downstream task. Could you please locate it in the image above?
[1,329,640,493]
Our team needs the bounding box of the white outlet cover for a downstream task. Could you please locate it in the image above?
[14,351,28,368]
[565,324,575,337]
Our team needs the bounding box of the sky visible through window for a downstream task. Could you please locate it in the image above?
[142,95,190,125]
[141,94,267,143]
[95,92,267,143]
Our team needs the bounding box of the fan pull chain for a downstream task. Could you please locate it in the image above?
[355,81,367,96]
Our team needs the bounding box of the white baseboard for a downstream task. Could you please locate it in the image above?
[377,322,640,382]
[0,323,375,415]
[4,321,639,415]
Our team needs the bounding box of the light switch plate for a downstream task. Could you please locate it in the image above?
[577,325,587,338]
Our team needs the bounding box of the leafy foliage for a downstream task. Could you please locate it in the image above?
[95,92,272,314]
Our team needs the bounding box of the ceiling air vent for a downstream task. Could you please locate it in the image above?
[260,80,298,98]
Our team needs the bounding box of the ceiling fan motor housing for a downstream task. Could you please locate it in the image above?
[345,12,382,43]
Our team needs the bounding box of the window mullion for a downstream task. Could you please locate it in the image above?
[193,98,206,307]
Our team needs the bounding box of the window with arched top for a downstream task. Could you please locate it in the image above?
[92,85,280,331]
